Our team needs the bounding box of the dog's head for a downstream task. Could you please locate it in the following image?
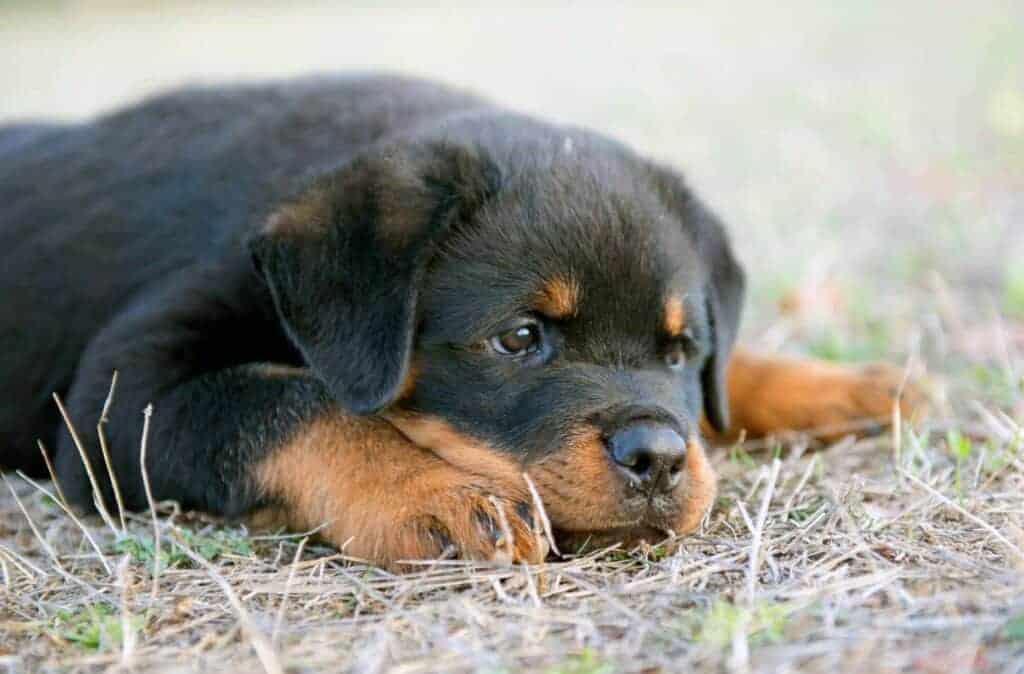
[250,118,744,548]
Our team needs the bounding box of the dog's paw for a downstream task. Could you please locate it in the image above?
[423,487,548,564]
[807,361,923,441]
[382,479,549,569]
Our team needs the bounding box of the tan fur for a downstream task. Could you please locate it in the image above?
[670,437,717,534]
[532,274,581,319]
[529,426,627,532]
[254,411,545,569]
[664,297,687,337]
[384,412,524,484]
[395,361,419,401]
[528,425,717,540]
[711,347,920,442]
[263,189,330,238]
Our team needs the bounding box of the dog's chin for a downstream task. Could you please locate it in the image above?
[554,525,669,553]
[551,491,708,553]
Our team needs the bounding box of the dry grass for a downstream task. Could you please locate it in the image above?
[3,1,1024,672]
[1,378,1022,673]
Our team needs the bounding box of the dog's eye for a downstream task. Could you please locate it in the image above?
[489,323,542,356]
[664,329,699,371]
[664,343,686,370]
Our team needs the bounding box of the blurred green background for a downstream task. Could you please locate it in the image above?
[2,1,1022,345]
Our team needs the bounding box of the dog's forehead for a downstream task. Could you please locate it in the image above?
[423,174,704,337]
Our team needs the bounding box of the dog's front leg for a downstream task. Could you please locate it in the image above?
[50,266,544,570]
[70,366,546,570]
[252,410,548,569]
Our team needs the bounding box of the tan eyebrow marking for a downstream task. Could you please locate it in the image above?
[262,188,331,238]
[531,274,581,319]
[664,297,687,337]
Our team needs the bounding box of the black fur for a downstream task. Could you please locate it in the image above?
[251,140,501,414]
[0,74,743,517]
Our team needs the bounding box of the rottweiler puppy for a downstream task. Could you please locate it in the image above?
[0,75,912,568]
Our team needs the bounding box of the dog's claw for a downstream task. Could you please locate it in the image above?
[406,486,547,567]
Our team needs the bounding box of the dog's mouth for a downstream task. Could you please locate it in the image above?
[546,491,692,553]
[552,522,671,553]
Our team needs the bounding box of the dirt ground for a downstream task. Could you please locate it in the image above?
[1,2,1023,672]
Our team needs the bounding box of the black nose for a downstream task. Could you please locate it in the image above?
[607,423,688,493]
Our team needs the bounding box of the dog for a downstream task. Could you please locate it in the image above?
[0,75,913,568]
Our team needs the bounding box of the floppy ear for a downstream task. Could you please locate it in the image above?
[697,212,745,433]
[646,164,746,432]
[249,141,499,414]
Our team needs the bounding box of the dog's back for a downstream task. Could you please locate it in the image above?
[0,74,487,473]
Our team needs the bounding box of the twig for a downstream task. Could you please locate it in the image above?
[781,455,818,517]
[729,609,751,674]
[736,500,755,536]
[2,473,64,571]
[489,496,516,565]
[97,371,127,533]
[746,458,781,603]
[139,403,162,601]
[52,392,119,534]
[37,441,68,508]
[117,555,136,667]
[522,563,543,608]
[16,471,112,575]
[272,536,308,647]
[523,472,561,558]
